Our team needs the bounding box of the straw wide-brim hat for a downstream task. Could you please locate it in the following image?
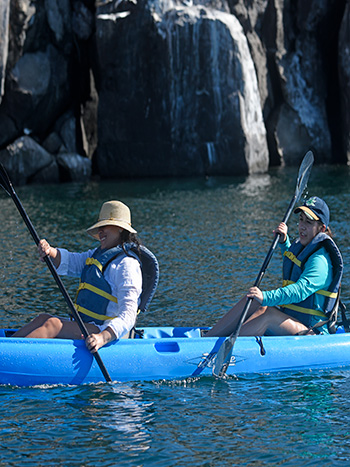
[86,201,137,239]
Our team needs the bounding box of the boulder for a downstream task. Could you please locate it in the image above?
[44,0,72,52]
[32,160,60,184]
[6,45,71,136]
[56,153,92,182]
[0,136,56,185]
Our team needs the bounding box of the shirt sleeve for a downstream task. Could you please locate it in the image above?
[280,235,291,252]
[56,248,96,277]
[101,256,142,339]
[262,248,331,307]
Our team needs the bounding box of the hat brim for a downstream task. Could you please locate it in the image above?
[87,219,137,239]
[294,206,320,221]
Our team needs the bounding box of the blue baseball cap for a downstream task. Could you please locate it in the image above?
[294,196,330,228]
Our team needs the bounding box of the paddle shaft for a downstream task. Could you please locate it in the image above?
[229,192,299,346]
[0,168,112,382]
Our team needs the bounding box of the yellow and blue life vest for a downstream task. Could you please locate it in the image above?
[281,232,343,327]
[75,243,159,325]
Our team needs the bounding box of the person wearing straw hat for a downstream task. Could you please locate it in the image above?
[13,200,145,352]
[206,196,343,337]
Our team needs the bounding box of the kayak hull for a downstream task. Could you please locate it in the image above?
[1,327,350,386]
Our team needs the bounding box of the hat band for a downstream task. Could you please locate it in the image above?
[99,217,132,226]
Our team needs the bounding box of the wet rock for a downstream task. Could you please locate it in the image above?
[56,153,92,182]
[0,136,55,185]
[57,112,77,154]
[42,132,62,155]
[272,1,333,164]
[44,0,72,52]
[72,1,95,40]
[31,160,60,184]
[0,0,10,104]
[6,45,71,137]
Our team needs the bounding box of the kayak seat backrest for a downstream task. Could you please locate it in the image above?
[141,327,203,339]
[322,238,343,315]
[138,245,160,313]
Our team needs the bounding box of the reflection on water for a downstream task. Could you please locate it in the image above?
[237,173,272,196]
[1,371,350,466]
[99,384,153,452]
[0,165,350,466]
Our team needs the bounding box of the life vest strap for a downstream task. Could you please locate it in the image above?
[75,304,111,322]
[85,257,103,272]
[283,251,301,267]
[282,280,338,299]
[76,282,118,303]
[281,304,327,318]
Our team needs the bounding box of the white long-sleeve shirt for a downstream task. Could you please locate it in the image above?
[56,248,142,339]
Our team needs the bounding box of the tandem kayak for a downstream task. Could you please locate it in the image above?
[1,326,350,386]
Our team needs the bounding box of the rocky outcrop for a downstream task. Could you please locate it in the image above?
[0,136,91,185]
[0,0,349,185]
[95,3,269,177]
[339,1,350,162]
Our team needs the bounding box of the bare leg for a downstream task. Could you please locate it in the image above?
[205,296,263,337]
[12,313,99,339]
[240,306,310,336]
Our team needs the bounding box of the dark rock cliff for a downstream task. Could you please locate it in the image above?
[0,0,348,184]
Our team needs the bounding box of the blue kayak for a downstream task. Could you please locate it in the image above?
[0,326,350,386]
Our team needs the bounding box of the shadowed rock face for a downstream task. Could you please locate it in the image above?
[0,0,348,184]
[339,2,350,162]
[95,3,268,177]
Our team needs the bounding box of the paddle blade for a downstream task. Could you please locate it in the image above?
[212,336,235,378]
[295,150,314,203]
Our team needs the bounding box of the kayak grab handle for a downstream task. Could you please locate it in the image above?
[154,342,180,353]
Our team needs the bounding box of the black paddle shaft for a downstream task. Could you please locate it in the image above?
[232,192,299,341]
[231,154,314,344]
[0,164,112,383]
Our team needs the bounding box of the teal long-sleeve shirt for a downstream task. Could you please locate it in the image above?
[262,236,333,311]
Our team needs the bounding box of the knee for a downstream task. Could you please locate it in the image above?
[34,313,54,325]
[253,306,268,317]
[35,314,62,332]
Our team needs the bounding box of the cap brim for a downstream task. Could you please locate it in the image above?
[294,206,320,221]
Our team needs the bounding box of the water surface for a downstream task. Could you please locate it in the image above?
[0,165,350,465]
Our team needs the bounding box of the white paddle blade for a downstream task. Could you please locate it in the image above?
[295,151,314,202]
[212,338,234,378]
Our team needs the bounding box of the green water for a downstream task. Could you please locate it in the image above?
[0,165,350,466]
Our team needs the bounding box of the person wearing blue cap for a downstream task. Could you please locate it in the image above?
[207,196,343,337]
